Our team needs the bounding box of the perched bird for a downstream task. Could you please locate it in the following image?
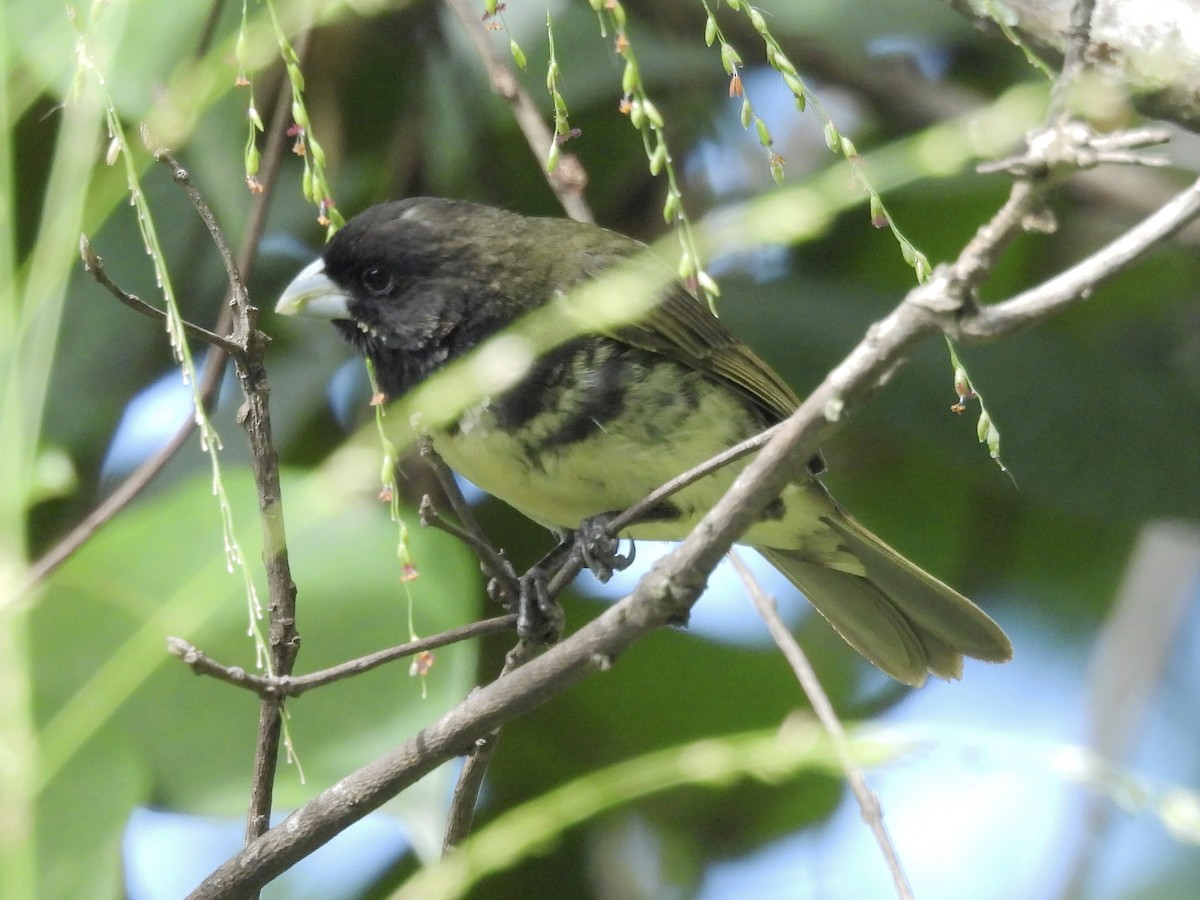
[276,197,1012,686]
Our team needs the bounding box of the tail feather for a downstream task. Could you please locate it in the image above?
[758,515,1012,687]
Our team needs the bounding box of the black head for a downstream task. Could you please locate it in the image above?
[277,198,647,398]
[278,198,554,397]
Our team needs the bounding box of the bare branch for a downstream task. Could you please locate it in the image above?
[79,236,242,354]
[416,438,522,606]
[441,640,541,852]
[145,45,313,856]
[954,174,1200,339]
[976,123,1171,177]
[730,552,914,900]
[442,730,503,852]
[168,616,516,698]
[442,0,593,224]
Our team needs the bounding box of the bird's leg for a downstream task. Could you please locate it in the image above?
[486,544,569,645]
[484,515,633,644]
[572,512,635,583]
[515,570,565,644]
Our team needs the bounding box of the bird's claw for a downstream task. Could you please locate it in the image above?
[575,513,635,582]
[484,513,632,644]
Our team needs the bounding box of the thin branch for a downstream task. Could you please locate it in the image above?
[442,0,593,224]
[148,44,311,857]
[79,236,242,354]
[1047,0,1097,121]
[729,551,914,900]
[148,137,259,338]
[610,423,783,535]
[420,498,508,577]
[417,438,521,605]
[417,436,486,539]
[441,640,540,852]
[442,730,503,851]
[168,616,517,698]
[22,45,296,592]
[955,174,1200,340]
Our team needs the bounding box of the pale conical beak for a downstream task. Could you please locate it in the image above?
[275,258,352,320]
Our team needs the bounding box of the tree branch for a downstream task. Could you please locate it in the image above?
[144,43,311,857]
[79,237,243,355]
[442,0,593,224]
[167,616,516,699]
[955,173,1200,339]
[730,551,914,900]
[942,0,1200,131]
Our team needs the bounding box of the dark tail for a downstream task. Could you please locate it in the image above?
[758,514,1012,686]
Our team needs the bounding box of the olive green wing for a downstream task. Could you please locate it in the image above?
[556,220,798,424]
[615,284,799,423]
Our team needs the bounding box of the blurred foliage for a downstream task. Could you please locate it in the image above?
[2,0,1198,898]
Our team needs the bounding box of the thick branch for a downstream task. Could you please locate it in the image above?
[942,0,1200,131]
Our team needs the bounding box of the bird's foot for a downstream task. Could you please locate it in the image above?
[573,513,635,583]
[487,560,565,645]
[483,513,632,644]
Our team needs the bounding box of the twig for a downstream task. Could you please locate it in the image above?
[976,124,1171,178]
[442,0,592,224]
[416,438,521,605]
[79,237,242,354]
[187,162,1200,897]
[442,730,502,852]
[954,174,1200,340]
[728,551,914,900]
[22,45,296,592]
[146,57,307,854]
[168,616,517,698]
[420,498,508,578]
[1047,0,1097,121]
[609,423,783,535]
[417,436,487,539]
[441,641,541,852]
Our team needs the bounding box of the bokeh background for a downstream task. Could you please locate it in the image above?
[4,0,1199,898]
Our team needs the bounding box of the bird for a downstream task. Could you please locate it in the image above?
[275,197,1012,686]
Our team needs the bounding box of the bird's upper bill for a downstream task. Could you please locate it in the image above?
[275,259,351,321]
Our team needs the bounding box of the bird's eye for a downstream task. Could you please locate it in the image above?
[361,266,394,296]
